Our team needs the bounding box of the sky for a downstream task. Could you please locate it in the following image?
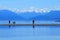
[0,0,60,12]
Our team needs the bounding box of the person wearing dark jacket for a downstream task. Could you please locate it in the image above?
[13,21,16,26]
[32,20,34,29]
[9,20,11,28]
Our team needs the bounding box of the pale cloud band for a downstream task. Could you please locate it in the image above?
[0,6,60,13]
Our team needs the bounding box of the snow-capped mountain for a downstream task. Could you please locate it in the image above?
[31,10,60,20]
[0,9,60,20]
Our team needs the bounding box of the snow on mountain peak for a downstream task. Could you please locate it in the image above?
[15,7,51,13]
[1,6,60,13]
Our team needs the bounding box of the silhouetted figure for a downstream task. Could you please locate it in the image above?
[13,21,15,24]
[13,21,16,26]
[9,20,11,28]
[32,20,34,29]
[9,20,10,24]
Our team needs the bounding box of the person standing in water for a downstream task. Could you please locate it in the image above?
[32,20,34,29]
[9,20,11,28]
[13,21,16,26]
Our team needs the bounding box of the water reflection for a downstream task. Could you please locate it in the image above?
[0,21,60,40]
[0,26,60,37]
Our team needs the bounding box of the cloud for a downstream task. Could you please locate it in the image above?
[53,6,60,10]
[0,6,60,13]
[0,6,50,13]
[15,7,51,13]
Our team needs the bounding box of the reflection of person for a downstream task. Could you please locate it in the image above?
[32,20,34,29]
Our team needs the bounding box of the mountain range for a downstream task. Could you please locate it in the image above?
[0,10,60,21]
[0,10,25,20]
[31,10,60,20]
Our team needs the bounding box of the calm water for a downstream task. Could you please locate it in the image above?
[0,21,60,40]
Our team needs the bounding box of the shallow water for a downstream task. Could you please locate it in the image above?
[0,21,60,40]
[0,26,60,40]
